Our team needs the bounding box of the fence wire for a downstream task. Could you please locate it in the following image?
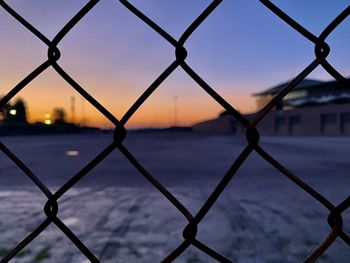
[0,0,349,262]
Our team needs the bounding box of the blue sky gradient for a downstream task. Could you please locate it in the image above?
[0,0,349,127]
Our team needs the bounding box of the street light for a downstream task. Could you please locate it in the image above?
[44,113,51,125]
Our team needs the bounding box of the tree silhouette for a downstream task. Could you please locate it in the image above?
[6,98,28,125]
[0,96,11,124]
[52,107,67,124]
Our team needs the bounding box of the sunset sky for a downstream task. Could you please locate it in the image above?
[0,0,349,128]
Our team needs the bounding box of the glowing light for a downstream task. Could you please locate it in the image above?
[44,113,52,125]
[66,150,79,156]
[9,109,17,116]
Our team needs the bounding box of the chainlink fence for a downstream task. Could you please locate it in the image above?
[0,0,349,262]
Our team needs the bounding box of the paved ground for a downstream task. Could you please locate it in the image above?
[0,133,349,262]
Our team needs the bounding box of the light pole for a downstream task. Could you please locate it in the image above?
[71,96,75,124]
[174,95,178,127]
[81,96,85,126]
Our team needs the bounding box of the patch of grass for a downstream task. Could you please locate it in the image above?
[31,247,51,263]
[0,248,30,258]
[0,248,11,257]
[187,254,202,263]
[18,250,31,257]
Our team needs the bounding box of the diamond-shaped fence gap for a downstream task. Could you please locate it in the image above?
[117,134,254,260]
[2,0,90,40]
[122,0,214,40]
[56,10,175,124]
[125,68,229,129]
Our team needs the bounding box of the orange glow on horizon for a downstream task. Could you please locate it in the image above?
[3,61,257,129]
[25,91,256,129]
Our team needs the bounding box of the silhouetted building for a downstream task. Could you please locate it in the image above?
[193,78,350,136]
[253,79,350,111]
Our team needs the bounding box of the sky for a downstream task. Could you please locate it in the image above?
[0,0,349,128]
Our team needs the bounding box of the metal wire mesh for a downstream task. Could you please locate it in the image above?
[0,0,349,262]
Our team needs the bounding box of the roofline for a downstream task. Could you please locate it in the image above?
[252,78,350,97]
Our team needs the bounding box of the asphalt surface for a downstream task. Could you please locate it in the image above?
[0,133,349,262]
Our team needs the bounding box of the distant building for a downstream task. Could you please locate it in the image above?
[253,79,350,111]
[192,78,350,136]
